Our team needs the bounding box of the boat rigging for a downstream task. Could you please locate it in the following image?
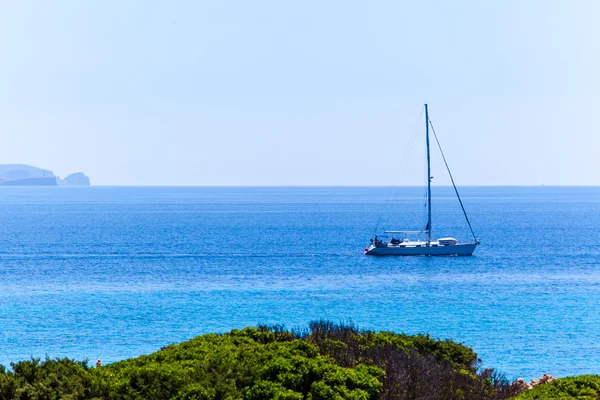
[365,104,480,256]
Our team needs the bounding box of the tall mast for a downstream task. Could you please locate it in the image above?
[425,103,432,243]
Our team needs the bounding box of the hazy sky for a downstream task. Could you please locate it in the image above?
[0,1,598,185]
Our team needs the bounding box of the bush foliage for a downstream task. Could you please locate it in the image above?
[514,375,600,399]
[0,321,521,399]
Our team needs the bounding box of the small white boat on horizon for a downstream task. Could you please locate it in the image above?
[365,104,480,256]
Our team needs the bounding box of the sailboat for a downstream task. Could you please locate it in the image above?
[365,104,480,256]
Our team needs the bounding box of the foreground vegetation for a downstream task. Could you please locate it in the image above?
[514,375,600,399]
[0,321,523,399]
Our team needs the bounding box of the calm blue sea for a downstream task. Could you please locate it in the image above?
[0,186,599,379]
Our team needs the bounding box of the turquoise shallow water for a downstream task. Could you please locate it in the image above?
[0,186,599,379]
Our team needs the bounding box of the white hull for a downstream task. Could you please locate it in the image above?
[365,242,478,256]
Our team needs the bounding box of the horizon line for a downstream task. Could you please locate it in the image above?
[44,184,600,188]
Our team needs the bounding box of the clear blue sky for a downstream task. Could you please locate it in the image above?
[0,1,598,185]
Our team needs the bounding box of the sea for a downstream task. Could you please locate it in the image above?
[0,186,599,380]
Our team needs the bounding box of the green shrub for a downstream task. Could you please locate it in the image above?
[0,322,520,400]
[513,375,600,399]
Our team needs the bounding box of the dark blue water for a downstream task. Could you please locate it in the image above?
[1,186,599,379]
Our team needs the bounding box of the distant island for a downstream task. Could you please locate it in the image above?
[0,164,90,186]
